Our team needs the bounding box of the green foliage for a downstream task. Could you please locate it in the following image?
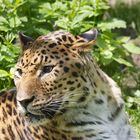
[0,0,139,137]
[109,0,140,34]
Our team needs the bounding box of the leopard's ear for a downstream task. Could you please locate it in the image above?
[19,32,34,51]
[72,29,98,52]
[80,28,98,42]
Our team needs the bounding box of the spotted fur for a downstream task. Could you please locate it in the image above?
[0,29,136,140]
[0,89,48,140]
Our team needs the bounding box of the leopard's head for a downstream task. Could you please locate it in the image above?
[14,29,98,124]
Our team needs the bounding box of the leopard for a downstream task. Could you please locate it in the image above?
[0,29,136,140]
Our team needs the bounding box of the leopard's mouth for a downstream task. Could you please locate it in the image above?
[24,104,61,124]
[24,112,46,124]
[17,98,62,124]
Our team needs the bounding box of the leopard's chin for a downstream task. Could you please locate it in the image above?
[24,107,60,125]
[24,112,48,125]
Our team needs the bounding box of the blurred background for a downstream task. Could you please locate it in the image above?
[0,0,139,138]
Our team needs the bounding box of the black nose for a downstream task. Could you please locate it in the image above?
[19,96,35,109]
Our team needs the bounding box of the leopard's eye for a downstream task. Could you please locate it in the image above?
[17,68,22,75]
[15,68,22,78]
[42,65,54,74]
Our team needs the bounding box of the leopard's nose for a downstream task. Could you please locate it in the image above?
[18,96,35,109]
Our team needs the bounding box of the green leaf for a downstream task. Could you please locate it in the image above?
[0,70,10,78]
[9,16,21,28]
[0,17,9,31]
[96,36,107,48]
[134,90,140,97]
[0,16,8,24]
[55,17,70,30]
[119,36,130,43]
[113,58,133,67]
[101,50,113,59]
[9,67,15,79]
[20,16,28,22]
[123,43,140,54]
[72,10,92,25]
[98,19,126,31]
[127,97,135,103]
[0,25,10,32]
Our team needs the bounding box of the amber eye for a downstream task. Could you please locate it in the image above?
[14,68,22,78]
[17,68,22,75]
[42,65,54,74]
